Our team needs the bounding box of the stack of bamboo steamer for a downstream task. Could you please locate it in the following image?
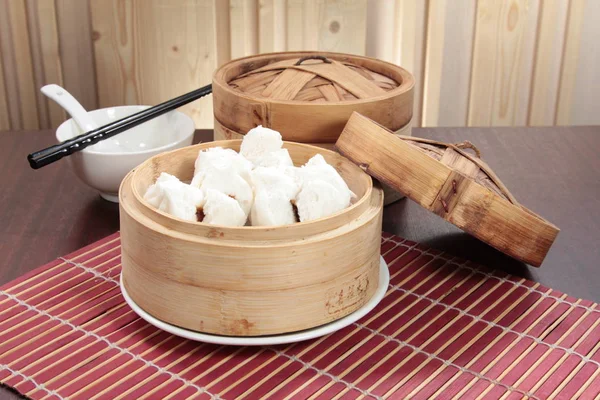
[119,140,384,336]
[212,51,415,204]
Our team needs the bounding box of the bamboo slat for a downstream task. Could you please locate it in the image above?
[421,0,447,128]
[394,0,427,128]
[0,0,39,130]
[229,0,259,59]
[528,0,569,126]
[555,0,586,126]
[56,0,98,113]
[468,0,539,126]
[563,0,600,126]
[1,231,600,399]
[431,0,476,127]
[33,0,66,128]
[214,0,232,67]
[258,0,287,53]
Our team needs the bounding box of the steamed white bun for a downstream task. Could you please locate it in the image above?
[193,147,252,184]
[144,173,204,222]
[240,125,283,165]
[297,154,356,200]
[251,191,297,226]
[295,180,351,222]
[254,148,293,169]
[251,167,300,199]
[191,158,254,215]
[305,153,327,167]
[202,189,247,226]
[250,167,300,226]
[146,134,355,226]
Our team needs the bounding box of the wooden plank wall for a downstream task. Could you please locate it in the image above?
[0,0,598,131]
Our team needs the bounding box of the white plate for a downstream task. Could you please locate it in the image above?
[120,257,389,346]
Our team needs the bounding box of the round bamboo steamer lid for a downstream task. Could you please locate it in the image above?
[337,112,560,267]
[119,140,384,336]
[212,51,414,144]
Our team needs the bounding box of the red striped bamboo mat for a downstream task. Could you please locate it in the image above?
[1,232,600,400]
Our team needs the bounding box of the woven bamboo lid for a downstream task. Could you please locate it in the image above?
[228,55,400,102]
[213,52,414,144]
[336,112,560,267]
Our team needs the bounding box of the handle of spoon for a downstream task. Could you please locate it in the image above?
[41,84,98,133]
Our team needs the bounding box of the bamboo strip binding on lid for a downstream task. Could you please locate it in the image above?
[336,112,559,267]
[119,140,384,336]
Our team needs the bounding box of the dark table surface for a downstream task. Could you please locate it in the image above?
[0,126,599,398]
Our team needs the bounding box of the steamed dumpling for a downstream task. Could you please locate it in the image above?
[202,189,247,226]
[193,147,252,183]
[305,153,327,167]
[191,157,254,215]
[251,191,297,226]
[240,125,283,165]
[145,127,355,226]
[250,167,300,226]
[251,167,300,199]
[144,173,204,222]
[295,180,351,222]
[254,148,293,169]
[296,154,356,200]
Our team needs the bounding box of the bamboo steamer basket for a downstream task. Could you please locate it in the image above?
[119,140,384,336]
[336,112,560,267]
[212,51,414,204]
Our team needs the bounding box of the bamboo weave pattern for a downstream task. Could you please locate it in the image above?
[1,232,599,399]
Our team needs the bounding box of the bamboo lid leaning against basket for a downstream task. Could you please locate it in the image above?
[336,112,560,267]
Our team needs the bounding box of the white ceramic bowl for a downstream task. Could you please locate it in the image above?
[56,105,195,202]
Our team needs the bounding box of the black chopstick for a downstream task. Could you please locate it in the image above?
[27,84,213,169]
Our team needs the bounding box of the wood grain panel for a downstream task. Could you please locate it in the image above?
[512,0,539,126]
[0,0,599,131]
[286,0,366,54]
[528,0,569,126]
[56,0,98,112]
[365,0,395,62]
[260,0,286,53]
[214,0,232,67]
[25,0,50,129]
[436,0,476,127]
[468,0,539,126]
[35,0,66,128]
[302,0,320,49]
[286,0,304,50]
[1,0,40,129]
[556,0,586,125]
[91,0,217,129]
[230,0,259,59]
[394,0,427,127]
[315,0,367,54]
[422,0,447,127]
[0,0,21,129]
[567,0,600,125]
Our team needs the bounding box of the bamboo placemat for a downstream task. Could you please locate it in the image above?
[1,232,600,400]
